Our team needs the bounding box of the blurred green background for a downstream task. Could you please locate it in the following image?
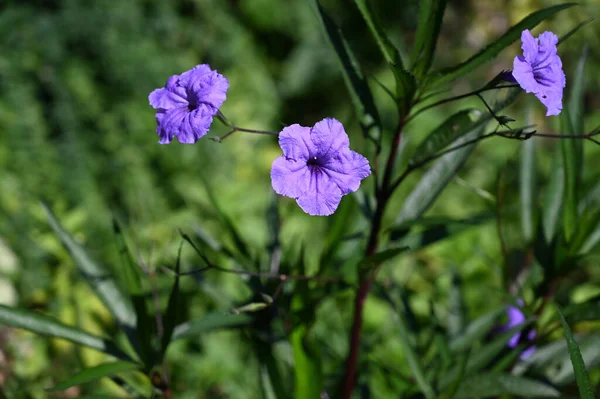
[0,0,599,397]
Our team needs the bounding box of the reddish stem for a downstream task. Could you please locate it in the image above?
[341,119,404,398]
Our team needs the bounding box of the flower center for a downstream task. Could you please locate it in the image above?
[306,156,322,167]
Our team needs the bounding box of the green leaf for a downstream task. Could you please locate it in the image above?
[556,307,595,399]
[291,325,322,399]
[396,125,486,224]
[382,290,435,399]
[429,3,577,87]
[558,18,594,47]
[359,246,409,273]
[453,373,559,398]
[410,109,481,165]
[353,0,401,67]
[520,105,537,243]
[47,361,140,392]
[410,0,447,78]
[172,312,253,340]
[255,339,290,399]
[449,307,506,352]
[309,0,381,138]
[448,269,465,338]
[42,203,136,328]
[160,240,183,359]
[112,219,154,367]
[439,321,532,389]
[542,143,565,243]
[396,88,520,224]
[568,45,588,136]
[352,0,416,115]
[199,177,252,261]
[389,213,495,248]
[560,109,578,242]
[0,305,130,360]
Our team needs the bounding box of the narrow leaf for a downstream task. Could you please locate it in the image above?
[42,203,136,328]
[411,109,480,165]
[449,306,506,352]
[439,321,532,389]
[560,109,578,242]
[389,212,495,248]
[0,305,130,360]
[542,143,565,243]
[309,0,381,138]
[520,105,537,242]
[382,291,435,398]
[397,88,520,224]
[396,125,485,224]
[410,0,447,78]
[160,241,183,358]
[353,0,402,67]
[360,246,409,272]
[558,18,594,46]
[352,0,416,114]
[47,361,140,392]
[448,270,465,338]
[454,373,559,398]
[557,307,595,399]
[430,3,577,87]
[172,312,253,340]
[291,326,322,399]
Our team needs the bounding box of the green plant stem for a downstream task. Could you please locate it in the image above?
[407,84,519,124]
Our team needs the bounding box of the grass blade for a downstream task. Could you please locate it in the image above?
[542,143,565,243]
[410,0,447,78]
[560,109,578,243]
[520,104,537,243]
[42,203,136,328]
[309,0,381,138]
[47,361,140,392]
[0,305,130,360]
[557,306,595,399]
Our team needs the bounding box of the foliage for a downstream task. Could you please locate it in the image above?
[1,0,599,398]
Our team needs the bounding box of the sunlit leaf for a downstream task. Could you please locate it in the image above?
[47,361,140,392]
[42,203,136,328]
[0,305,130,360]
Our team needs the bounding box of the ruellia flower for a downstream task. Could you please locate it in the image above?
[271,118,371,216]
[512,30,565,116]
[149,64,229,144]
[505,300,536,359]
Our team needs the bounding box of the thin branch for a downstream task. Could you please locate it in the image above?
[406,84,519,124]
[213,111,279,142]
[389,127,600,193]
[166,231,344,285]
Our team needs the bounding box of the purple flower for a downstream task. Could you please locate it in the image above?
[512,30,565,116]
[271,118,371,216]
[149,64,229,144]
[505,299,536,359]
